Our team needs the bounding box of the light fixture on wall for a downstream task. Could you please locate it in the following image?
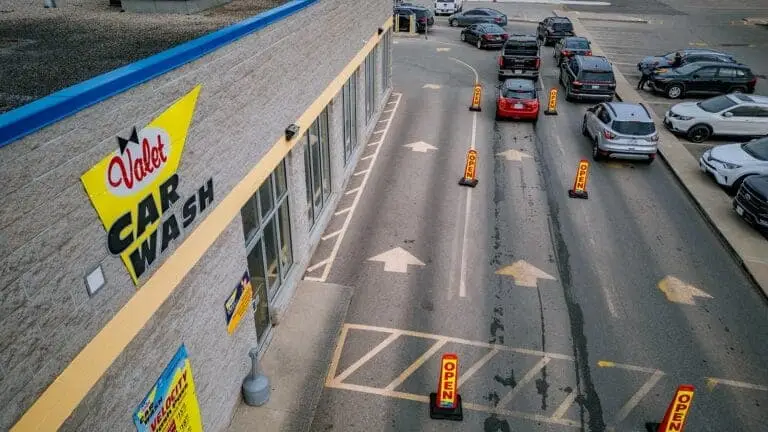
[285,124,299,141]
[378,27,384,35]
[85,264,106,297]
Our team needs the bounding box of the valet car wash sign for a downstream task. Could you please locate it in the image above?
[133,344,203,432]
[81,85,215,285]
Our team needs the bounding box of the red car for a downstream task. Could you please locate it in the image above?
[495,79,540,123]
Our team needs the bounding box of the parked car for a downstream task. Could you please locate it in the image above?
[648,61,757,99]
[733,174,768,235]
[448,8,507,27]
[582,102,659,162]
[434,0,462,16]
[497,34,540,80]
[699,136,768,192]
[554,36,592,65]
[637,49,737,73]
[461,23,508,49]
[663,93,768,142]
[394,5,434,31]
[560,55,616,102]
[537,16,575,46]
[495,79,540,123]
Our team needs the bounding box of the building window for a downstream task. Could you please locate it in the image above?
[343,70,358,164]
[304,107,332,227]
[241,160,293,305]
[365,48,377,123]
[382,30,391,87]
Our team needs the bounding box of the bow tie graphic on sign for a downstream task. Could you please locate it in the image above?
[80,85,214,285]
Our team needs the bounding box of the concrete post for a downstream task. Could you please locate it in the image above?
[241,347,271,406]
[409,15,415,34]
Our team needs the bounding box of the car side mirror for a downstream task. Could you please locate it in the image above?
[723,111,733,117]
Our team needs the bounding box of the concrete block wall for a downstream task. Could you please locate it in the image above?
[0,0,391,429]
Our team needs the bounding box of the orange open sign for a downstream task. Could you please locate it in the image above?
[436,354,459,409]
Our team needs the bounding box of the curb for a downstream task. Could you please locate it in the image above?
[563,12,768,301]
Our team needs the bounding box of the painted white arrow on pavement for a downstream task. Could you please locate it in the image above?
[403,141,437,153]
[496,261,556,288]
[496,149,532,162]
[367,247,426,273]
[658,276,712,305]
[423,84,441,89]
[436,47,451,52]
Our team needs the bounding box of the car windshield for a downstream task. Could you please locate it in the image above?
[503,88,535,99]
[553,22,573,31]
[611,121,656,136]
[581,71,614,82]
[742,138,768,161]
[696,95,737,113]
[566,39,590,49]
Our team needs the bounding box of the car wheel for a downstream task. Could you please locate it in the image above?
[592,141,602,161]
[581,119,589,137]
[476,39,483,49]
[686,124,712,143]
[460,33,466,41]
[450,19,457,27]
[565,85,574,102]
[495,110,502,121]
[730,86,747,93]
[641,153,656,164]
[498,74,504,81]
[666,83,683,99]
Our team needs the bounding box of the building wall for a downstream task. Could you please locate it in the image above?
[0,0,391,430]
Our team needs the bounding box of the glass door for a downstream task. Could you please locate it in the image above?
[246,238,271,343]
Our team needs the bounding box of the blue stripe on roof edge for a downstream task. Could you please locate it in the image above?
[0,0,318,149]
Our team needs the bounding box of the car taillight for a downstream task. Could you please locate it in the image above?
[749,76,758,85]
[418,17,427,23]
[495,17,502,22]
[562,50,571,56]
[498,56,503,66]
[535,58,541,68]
[572,80,582,87]
[502,34,509,40]
[483,34,492,40]
[585,50,592,55]
[603,129,616,139]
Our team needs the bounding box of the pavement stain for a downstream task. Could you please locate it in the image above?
[489,305,505,345]
[493,368,517,388]
[483,414,512,432]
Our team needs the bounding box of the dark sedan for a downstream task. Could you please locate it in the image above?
[461,23,508,49]
[448,8,507,27]
[649,61,757,99]
[638,49,736,73]
[554,36,592,65]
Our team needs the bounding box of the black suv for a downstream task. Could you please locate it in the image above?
[498,35,540,80]
[537,16,575,46]
[733,174,768,236]
[560,55,616,101]
[648,61,758,99]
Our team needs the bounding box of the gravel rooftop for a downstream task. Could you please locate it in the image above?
[0,0,288,114]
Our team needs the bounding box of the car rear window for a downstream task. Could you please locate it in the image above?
[581,71,614,82]
[566,39,590,49]
[611,121,656,136]
[742,138,768,161]
[505,42,538,54]
[553,22,573,31]
[482,24,505,33]
[697,95,737,113]
[503,89,535,99]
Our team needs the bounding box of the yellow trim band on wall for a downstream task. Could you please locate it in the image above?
[11,16,392,432]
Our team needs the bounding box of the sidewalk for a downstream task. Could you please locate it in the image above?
[560,10,768,300]
[228,280,353,432]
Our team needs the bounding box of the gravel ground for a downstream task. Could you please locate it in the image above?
[0,0,288,113]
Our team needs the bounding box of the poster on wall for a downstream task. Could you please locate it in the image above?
[225,271,254,334]
[80,84,216,286]
[133,344,204,432]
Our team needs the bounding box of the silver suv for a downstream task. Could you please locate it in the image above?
[581,102,659,163]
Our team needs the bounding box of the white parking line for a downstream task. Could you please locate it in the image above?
[497,357,552,409]
[552,391,578,419]
[707,377,768,392]
[307,93,403,282]
[612,370,665,425]
[384,339,447,391]
[361,154,374,160]
[448,57,480,298]
[335,207,351,216]
[306,259,330,273]
[322,230,343,241]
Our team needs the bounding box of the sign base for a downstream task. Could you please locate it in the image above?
[469,106,482,112]
[544,109,558,115]
[645,422,661,432]
[459,177,478,187]
[568,189,588,199]
[429,393,464,421]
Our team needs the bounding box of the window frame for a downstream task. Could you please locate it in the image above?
[304,107,332,227]
[343,70,358,164]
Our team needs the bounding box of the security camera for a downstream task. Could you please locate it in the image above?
[285,124,299,141]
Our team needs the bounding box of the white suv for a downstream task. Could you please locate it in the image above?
[699,136,768,192]
[663,93,768,143]
[435,0,462,16]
